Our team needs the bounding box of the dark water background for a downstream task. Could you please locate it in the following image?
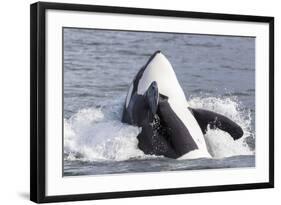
[63,28,255,176]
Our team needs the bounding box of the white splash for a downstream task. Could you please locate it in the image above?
[64,102,146,161]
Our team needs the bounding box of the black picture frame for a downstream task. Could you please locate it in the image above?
[30,1,274,203]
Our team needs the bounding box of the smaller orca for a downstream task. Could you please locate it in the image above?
[122,51,243,159]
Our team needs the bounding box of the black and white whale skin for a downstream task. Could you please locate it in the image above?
[122,51,243,159]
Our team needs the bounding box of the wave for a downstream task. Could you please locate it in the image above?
[64,96,254,161]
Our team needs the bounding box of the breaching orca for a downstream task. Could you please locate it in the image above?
[122,51,243,159]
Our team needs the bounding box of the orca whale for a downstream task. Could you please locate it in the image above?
[122,51,243,159]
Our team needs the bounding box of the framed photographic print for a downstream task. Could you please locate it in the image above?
[30,1,274,203]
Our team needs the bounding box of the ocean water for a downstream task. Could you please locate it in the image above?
[63,28,255,176]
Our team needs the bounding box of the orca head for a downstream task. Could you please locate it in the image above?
[138,51,187,103]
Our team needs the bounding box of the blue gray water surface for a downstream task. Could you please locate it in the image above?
[63,28,255,176]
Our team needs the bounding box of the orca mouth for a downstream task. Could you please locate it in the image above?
[151,114,166,137]
[151,111,174,149]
